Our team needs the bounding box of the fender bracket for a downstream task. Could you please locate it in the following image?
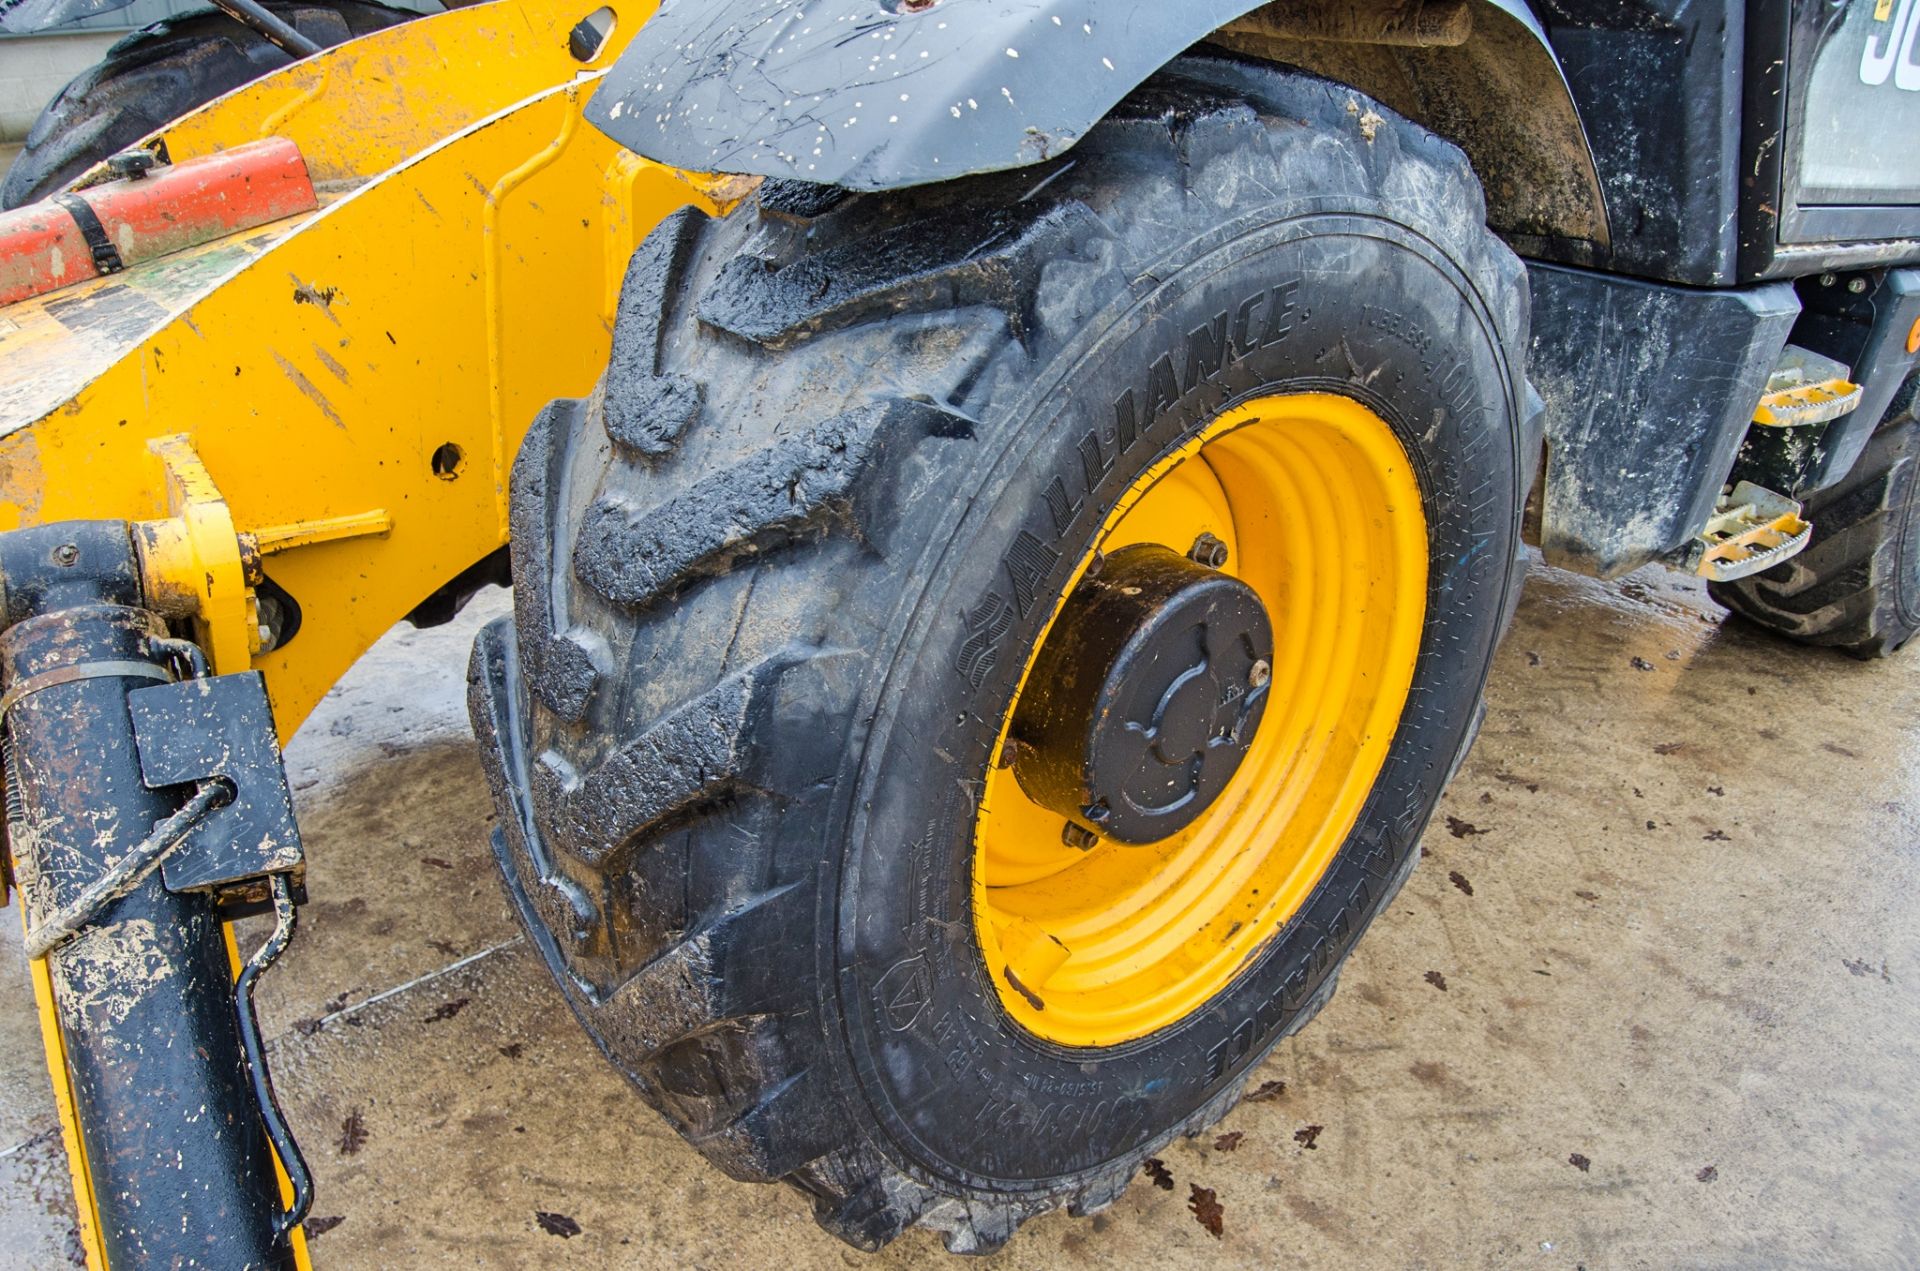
[128,670,304,897]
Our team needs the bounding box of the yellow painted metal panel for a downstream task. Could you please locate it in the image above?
[102,0,651,187]
[0,24,749,734]
[0,82,735,731]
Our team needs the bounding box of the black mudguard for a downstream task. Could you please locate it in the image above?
[587,0,1588,198]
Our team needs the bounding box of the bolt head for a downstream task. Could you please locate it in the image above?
[106,148,156,180]
[51,543,78,567]
[1188,532,1229,569]
[1061,822,1099,850]
[1847,278,1869,294]
[1248,658,1271,688]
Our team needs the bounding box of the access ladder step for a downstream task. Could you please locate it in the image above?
[1751,345,1864,428]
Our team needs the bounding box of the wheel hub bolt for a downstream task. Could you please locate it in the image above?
[1188,533,1229,569]
[1248,658,1271,688]
[1061,822,1099,850]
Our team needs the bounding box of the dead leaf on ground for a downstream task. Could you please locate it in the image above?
[535,1211,582,1239]
[423,997,471,1023]
[1842,958,1892,982]
[1569,1152,1591,1172]
[1449,871,1474,896]
[1188,1185,1224,1238]
[1214,1131,1244,1152]
[1294,1124,1323,1150]
[1142,1157,1174,1190]
[337,1110,367,1156]
[1424,970,1449,992]
[1244,1079,1287,1102]
[1445,816,1489,839]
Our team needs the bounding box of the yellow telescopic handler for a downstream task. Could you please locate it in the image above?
[2,0,1918,1261]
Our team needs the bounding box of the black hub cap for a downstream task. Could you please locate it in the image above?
[1010,544,1274,844]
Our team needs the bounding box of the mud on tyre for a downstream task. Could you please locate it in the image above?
[470,55,1534,1252]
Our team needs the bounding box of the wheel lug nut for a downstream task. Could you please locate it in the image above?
[1061,822,1099,850]
[1248,658,1271,688]
[1188,533,1229,569]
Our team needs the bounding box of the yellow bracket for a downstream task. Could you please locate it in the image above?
[131,436,393,673]
[132,435,257,674]
[246,509,393,557]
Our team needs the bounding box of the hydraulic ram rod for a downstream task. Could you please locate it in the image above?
[0,523,292,1268]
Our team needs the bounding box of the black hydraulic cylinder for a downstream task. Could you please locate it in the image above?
[0,524,289,1268]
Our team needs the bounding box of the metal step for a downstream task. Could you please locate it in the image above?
[1680,481,1814,582]
[1750,345,1863,428]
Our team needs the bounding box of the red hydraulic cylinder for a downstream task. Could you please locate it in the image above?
[0,137,317,307]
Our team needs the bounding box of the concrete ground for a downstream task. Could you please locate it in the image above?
[2,555,1917,1268]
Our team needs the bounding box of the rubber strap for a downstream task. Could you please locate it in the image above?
[51,193,123,276]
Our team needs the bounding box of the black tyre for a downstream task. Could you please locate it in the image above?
[1713,373,1920,658]
[470,56,1532,1252]
[0,0,414,209]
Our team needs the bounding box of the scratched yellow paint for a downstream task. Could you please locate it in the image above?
[97,0,649,186]
[0,0,750,737]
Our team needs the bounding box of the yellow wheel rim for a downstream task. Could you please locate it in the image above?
[971,392,1428,1047]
